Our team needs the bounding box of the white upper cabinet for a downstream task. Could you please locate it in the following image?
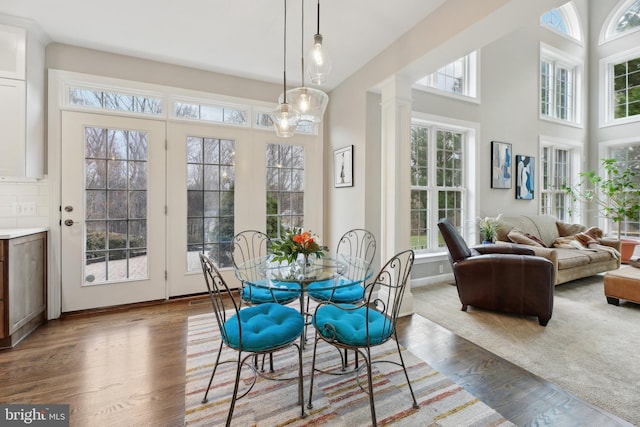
[0,24,26,80]
[0,21,44,180]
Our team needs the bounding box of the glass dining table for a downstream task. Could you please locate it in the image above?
[234,254,374,347]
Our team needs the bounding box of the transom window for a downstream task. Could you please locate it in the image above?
[540,2,582,42]
[603,0,640,42]
[69,86,162,115]
[266,144,305,239]
[415,51,478,99]
[410,124,466,250]
[174,101,247,126]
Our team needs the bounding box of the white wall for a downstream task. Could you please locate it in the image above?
[0,179,49,228]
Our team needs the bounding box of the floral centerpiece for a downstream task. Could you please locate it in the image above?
[269,227,329,265]
[477,214,502,243]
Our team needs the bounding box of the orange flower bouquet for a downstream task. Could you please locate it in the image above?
[270,227,328,265]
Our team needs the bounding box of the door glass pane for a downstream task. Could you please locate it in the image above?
[84,126,149,285]
[186,137,235,271]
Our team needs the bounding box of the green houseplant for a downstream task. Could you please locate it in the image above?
[563,158,640,239]
[477,214,502,243]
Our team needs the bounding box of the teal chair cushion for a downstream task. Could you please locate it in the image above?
[241,280,301,304]
[307,277,364,303]
[312,304,393,346]
[223,303,304,352]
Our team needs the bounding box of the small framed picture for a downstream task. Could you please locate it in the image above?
[334,145,353,188]
[515,155,535,199]
[491,141,512,189]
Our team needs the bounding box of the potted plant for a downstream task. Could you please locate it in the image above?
[477,214,502,244]
[563,158,640,259]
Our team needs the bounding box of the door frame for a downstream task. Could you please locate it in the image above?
[47,69,324,319]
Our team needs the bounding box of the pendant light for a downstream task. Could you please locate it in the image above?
[270,0,300,137]
[306,0,331,85]
[281,0,329,124]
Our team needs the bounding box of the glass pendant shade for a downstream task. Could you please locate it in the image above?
[269,102,300,138]
[280,86,328,124]
[306,34,331,85]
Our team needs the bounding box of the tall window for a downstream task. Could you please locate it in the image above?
[540,46,580,123]
[410,124,466,250]
[415,51,478,99]
[186,137,235,270]
[266,144,305,239]
[540,146,571,221]
[612,56,640,120]
[609,145,640,237]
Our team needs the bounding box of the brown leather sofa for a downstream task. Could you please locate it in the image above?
[438,219,556,326]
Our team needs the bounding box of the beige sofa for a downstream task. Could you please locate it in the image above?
[494,214,621,285]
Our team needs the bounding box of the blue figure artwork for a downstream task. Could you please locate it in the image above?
[516,155,534,200]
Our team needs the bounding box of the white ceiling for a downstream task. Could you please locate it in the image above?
[0,0,445,90]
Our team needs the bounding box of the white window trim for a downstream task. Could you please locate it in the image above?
[599,46,640,127]
[410,112,478,253]
[539,42,583,127]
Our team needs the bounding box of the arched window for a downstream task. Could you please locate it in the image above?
[540,2,583,42]
[602,0,640,43]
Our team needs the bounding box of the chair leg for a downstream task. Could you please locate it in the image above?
[307,333,320,410]
[461,304,468,311]
[364,347,377,427]
[226,352,244,427]
[297,342,306,418]
[202,341,224,404]
[394,337,419,410]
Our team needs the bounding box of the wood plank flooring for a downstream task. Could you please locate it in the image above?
[0,296,632,426]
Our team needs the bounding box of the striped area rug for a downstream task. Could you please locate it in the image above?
[185,313,514,426]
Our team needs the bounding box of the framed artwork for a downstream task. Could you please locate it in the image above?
[516,155,535,199]
[334,145,353,187]
[491,141,512,189]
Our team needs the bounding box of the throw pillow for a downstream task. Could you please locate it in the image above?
[507,228,546,247]
[556,221,586,237]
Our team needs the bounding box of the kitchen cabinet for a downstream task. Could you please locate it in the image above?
[0,229,47,349]
[0,22,45,180]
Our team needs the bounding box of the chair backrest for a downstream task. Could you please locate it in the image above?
[363,249,414,342]
[231,230,271,282]
[437,218,472,263]
[200,253,240,345]
[336,229,376,282]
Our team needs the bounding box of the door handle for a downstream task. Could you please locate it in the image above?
[64,219,74,226]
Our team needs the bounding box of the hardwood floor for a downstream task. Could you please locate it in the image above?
[0,297,632,427]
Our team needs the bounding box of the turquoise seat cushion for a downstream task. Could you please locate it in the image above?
[241,280,301,304]
[307,277,364,303]
[223,303,304,352]
[312,304,393,346]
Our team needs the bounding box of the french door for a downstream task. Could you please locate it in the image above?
[60,112,167,312]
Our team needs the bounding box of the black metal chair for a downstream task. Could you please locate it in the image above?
[307,228,376,304]
[231,230,300,306]
[199,253,305,426]
[307,249,418,426]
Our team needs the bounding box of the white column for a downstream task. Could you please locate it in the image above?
[379,75,414,317]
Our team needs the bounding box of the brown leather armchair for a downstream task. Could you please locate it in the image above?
[437,218,555,326]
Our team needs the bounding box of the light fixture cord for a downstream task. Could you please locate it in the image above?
[283,0,288,103]
[316,0,320,36]
[301,0,305,87]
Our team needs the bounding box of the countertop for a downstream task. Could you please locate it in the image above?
[0,227,48,239]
